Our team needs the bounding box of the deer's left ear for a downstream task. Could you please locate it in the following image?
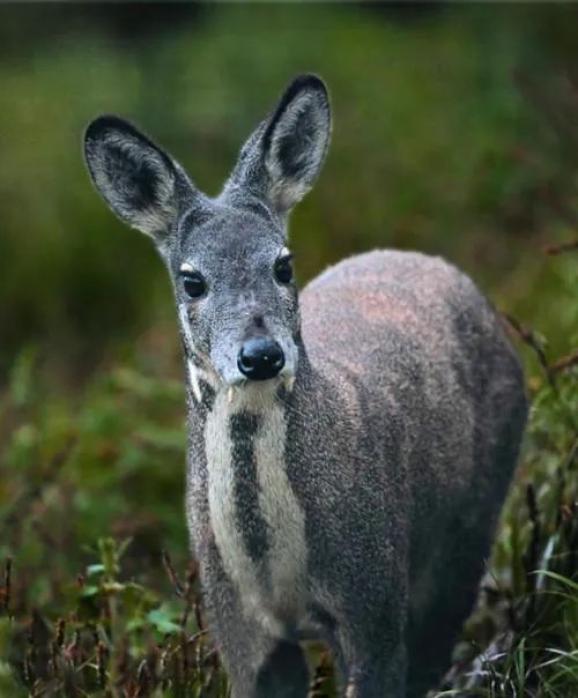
[262,75,331,213]
[84,115,192,244]
[228,75,331,215]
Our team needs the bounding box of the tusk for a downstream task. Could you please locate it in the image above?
[228,386,235,404]
[179,303,203,404]
[187,360,203,404]
[284,375,296,392]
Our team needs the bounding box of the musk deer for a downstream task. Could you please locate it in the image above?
[84,74,527,697]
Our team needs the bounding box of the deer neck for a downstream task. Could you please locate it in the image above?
[194,344,310,632]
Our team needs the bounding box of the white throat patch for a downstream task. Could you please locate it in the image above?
[205,383,307,635]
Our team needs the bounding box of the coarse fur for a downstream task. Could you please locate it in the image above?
[84,74,527,697]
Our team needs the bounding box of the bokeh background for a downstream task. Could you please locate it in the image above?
[1,4,578,696]
[2,3,578,375]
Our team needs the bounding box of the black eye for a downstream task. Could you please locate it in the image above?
[181,271,207,299]
[274,255,293,284]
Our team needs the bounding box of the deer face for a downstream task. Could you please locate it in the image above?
[171,199,299,386]
[84,75,331,390]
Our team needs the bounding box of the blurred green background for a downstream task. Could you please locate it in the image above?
[1,4,578,694]
[1,3,578,379]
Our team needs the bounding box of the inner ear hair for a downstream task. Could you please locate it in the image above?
[84,115,180,238]
[261,74,331,213]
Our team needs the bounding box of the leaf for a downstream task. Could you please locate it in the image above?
[532,570,578,593]
[86,564,105,577]
[146,607,181,635]
[80,585,100,598]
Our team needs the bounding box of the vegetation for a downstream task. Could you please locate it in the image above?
[1,4,577,696]
[1,275,577,696]
[442,312,578,696]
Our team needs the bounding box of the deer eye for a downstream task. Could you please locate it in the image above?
[274,255,293,284]
[181,270,207,299]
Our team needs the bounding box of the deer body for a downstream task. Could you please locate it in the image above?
[85,76,527,697]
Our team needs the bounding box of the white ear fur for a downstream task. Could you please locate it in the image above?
[84,116,180,239]
[262,75,331,213]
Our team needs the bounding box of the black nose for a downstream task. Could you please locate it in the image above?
[238,338,285,381]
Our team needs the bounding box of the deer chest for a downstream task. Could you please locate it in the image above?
[204,388,308,634]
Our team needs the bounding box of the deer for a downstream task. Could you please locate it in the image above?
[83,74,527,698]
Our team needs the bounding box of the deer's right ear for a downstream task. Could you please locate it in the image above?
[84,116,190,242]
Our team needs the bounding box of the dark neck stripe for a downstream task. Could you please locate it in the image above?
[229,412,270,564]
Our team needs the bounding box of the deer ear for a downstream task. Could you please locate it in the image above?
[262,75,331,213]
[84,116,190,242]
[227,75,331,215]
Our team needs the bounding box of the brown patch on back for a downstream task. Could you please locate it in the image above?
[300,250,473,368]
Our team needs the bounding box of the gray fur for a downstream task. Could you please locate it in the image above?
[84,74,527,697]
